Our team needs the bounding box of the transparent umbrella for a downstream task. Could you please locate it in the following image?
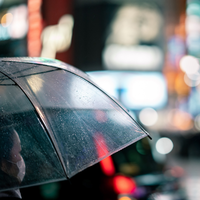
[0,57,151,192]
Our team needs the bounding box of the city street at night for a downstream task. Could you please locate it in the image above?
[1,0,200,199]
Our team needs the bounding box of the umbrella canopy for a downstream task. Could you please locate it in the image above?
[0,57,150,192]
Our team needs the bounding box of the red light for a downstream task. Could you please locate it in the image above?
[100,156,115,176]
[94,132,108,158]
[113,175,136,194]
[94,132,115,176]
[28,0,43,57]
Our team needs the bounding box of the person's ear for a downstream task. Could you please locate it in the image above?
[0,160,9,174]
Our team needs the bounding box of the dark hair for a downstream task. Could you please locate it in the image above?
[0,118,20,189]
[0,126,15,162]
[0,116,15,163]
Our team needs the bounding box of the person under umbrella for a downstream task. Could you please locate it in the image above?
[0,57,151,195]
[0,123,25,199]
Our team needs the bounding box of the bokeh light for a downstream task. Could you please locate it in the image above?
[194,114,200,130]
[8,5,28,39]
[113,175,136,194]
[184,74,200,87]
[139,108,158,126]
[168,109,193,131]
[1,13,13,27]
[179,55,199,75]
[186,15,200,34]
[156,137,173,154]
[122,73,167,109]
[187,2,200,17]
[118,196,133,200]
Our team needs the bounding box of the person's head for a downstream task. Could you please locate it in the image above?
[0,125,25,183]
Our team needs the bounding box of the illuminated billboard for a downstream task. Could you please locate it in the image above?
[87,71,168,110]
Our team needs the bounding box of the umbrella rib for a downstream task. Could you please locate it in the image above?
[1,62,41,76]
[11,69,59,79]
[0,70,70,181]
[1,61,49,75]
[0,61,59,78]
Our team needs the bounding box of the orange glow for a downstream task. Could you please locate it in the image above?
[1,13,13,27]
[28,21,42,30]
[27,0,43,57]
[28,29,42,39]
[175,13,186,39]
[118,196,132,200]
[28,0,42,13]
[175,72,190,97]
[113,175,136,194]
[164,70,177,94]
[28,41,41,53]
[169,109,193,131]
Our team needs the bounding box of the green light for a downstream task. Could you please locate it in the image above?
[40,182,60,199]
[136,142,146,155]
[187,2,200,16]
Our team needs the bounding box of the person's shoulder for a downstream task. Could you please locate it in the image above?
[0,198,21,200]
[0,189,21,199]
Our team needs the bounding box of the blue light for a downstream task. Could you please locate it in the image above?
[0,25,9,41]
[121,72,167,110]
[87,71,168,110]
[187,2,200,17]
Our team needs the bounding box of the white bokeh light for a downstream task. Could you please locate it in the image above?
[180,55,200,75]
[156,137,173,154]
[139,108,158,126]
[194,114,200,130]
[184,74,200,87]
[121,73,167,109]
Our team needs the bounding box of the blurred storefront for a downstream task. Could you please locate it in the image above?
[1,0,200,199]
[41,0,74,64]
[1,0,200,149]
[1,0,200,158]
[0,0,74,64]
[73,0,200,138]
[0,0,28,56]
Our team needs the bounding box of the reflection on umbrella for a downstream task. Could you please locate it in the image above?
[0,57,151,192]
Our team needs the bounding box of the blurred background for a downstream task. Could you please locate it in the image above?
[1,0,200,199]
